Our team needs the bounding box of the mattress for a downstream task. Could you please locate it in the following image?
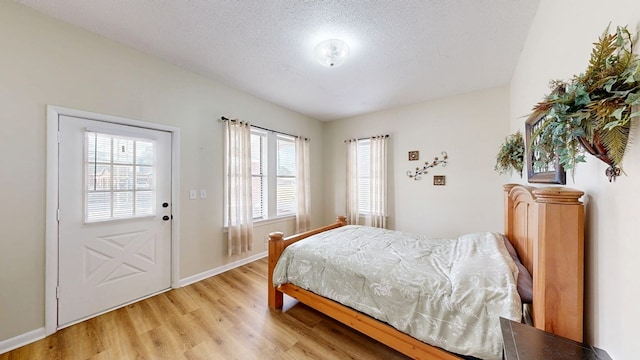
[272,225,522,359]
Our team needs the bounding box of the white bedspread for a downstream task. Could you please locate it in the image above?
[272,225,522,359]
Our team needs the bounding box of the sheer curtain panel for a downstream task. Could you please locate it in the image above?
[295,137,311,233]
[369,135,388,228]
[345,139,359,225]
[224,120,253,256]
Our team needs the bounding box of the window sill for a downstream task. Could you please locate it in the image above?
[223,215,295,233]
[253,215,296,227]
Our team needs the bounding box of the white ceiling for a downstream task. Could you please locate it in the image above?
[15,0,539,121]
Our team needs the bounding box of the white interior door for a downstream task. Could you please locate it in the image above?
[57,115,172,328]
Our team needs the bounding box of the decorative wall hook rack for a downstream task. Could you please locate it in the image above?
[406,151,448,180]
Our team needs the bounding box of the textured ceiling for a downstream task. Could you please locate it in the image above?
[15,0,539,121]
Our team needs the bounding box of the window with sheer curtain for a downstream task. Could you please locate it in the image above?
[346,136,388,228]
[226,121,311,254]
[357,139,371,214]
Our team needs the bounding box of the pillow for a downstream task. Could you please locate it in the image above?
[502,235,533,304]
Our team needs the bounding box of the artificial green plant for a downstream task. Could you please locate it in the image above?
[529,25,640,180]
[495,131,525,177]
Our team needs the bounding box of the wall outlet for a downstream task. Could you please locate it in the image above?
[189,190,197,199]
[200,189,207,199]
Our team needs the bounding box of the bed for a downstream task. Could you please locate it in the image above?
[267,184,584,359]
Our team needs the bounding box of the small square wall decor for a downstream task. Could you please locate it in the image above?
[408,151,419,161]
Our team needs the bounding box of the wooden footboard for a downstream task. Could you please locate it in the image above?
[277,283,460,360]
[267,215,459,359]
[268,216,347,310]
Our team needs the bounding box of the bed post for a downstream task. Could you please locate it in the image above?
[503,183,517,240]
[268,216,348,310]
[532,187,584,343]
[504,184,584,343]
[268,231,285,310]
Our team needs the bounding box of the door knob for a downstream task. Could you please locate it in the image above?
[162,202,169,208]
[162,215,170,221]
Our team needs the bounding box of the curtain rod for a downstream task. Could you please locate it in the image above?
[344,134,389,143]
[220,116,310,141]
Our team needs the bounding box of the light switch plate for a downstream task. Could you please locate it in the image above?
[200,189,207,199]
[433,175,446,186]
[189,190,197,199]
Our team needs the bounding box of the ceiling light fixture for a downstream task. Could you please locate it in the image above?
[314,39,350,68]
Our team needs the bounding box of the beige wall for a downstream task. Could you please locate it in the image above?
[4,0,637,358]
[324,86,510,237]
[511,0,640,358]
[0,1,324,342]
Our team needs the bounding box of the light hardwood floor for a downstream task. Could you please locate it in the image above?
[1,258,409,360]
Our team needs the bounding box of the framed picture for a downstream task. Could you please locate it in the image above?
[525,113,566,184]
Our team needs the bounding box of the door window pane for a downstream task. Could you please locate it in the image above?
[85,132,156,222]
[113,138,134,164]
[135,191,154,214]
[86,133,112,163]
[113,192,134,217]
[136,166,153,189]
[135,141,154,165]
[113,165,134,190]
[86,192,111,222]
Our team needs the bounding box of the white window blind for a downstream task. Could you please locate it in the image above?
[226,126,299,223]
[85,131,156,222]
[357,139,371,213]
[250,131,266,220]
[276,136,296,216]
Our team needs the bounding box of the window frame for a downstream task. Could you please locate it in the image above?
[245,127,298,224]
[275,134,297,217]
[84,131,157,223]
[250,129,268,220]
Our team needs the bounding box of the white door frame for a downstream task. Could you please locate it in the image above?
[45,105,181,335]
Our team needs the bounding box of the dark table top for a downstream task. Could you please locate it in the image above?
[500,317,612,360]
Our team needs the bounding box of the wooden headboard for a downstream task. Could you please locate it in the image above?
[503,184,584,342]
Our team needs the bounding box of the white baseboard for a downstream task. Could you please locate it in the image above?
[0,327,46,355]
[178,251,267,287]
